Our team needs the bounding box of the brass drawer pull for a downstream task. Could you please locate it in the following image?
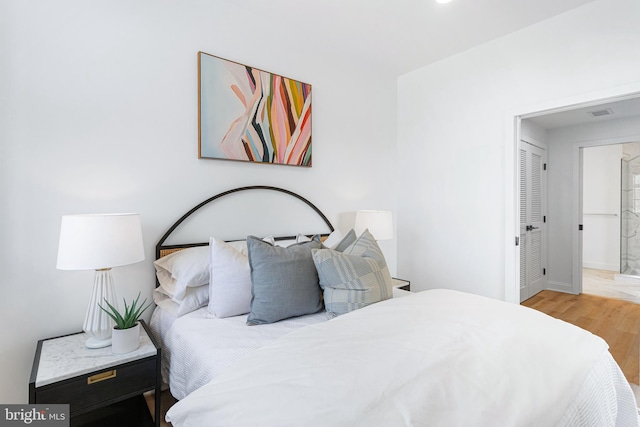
[87,370,117,384]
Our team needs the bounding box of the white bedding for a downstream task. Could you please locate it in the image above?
[166,289,639,427]
[149,306,328,400]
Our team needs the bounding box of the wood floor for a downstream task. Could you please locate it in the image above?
[145,389,176,427]
[522,290,640,385]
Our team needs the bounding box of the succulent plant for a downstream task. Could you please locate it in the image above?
[98,292,152,330]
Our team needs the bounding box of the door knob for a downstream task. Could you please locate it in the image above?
[526,225,539,231]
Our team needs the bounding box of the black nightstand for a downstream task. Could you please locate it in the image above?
[29,320,161,427]
[392,278,411,291]
[392,278,411,298]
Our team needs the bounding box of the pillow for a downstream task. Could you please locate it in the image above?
[154,269,178,300]
[263,234,312,247]
[222,238,279,256]
[311,229,392,317]
[321,229,344,249]
[330,229,357,252]
[207,237,252,318]
[294,233,312,244]
[154,246,210,301]
[246,235,323,325]
[153,284,209,317]
[226,240,249,255]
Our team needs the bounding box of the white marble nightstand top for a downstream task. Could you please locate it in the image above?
[35,328,156,387]
[391,278,410,288]
[391,278,411,298]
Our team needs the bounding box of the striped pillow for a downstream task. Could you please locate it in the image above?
[312,230,392,317]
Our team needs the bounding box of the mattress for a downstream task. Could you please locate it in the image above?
[149,305,329,400]
[166,290,640,426]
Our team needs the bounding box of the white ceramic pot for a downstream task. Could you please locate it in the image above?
[111,322,140,354]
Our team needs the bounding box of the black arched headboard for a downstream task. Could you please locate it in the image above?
[155,186,335,260]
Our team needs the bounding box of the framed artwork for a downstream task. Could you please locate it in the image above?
[198,52,312,167]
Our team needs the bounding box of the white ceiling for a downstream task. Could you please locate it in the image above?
[233,0,627,129]
[240,0,597,76]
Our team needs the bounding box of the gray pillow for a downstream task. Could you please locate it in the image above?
[312,229,392,317]
[331,229,357,252]
[246,235,324,325]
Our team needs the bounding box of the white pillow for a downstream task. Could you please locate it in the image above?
[153,246,210,301]
[213,238,276,253]
[207,237,253,318]
[153,284,208,317]
[262,234,310,247]
[154,269,177,300]
[322,229,344,249]
[226,240,249,255]
[295,233,312,243]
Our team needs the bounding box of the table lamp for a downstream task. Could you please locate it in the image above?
[354,210,393,240]
[56,213,145,348]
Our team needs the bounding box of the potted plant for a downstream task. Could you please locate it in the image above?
[99,292,152,354]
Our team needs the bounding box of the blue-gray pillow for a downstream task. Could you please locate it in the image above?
[246,235,323,325]
[312,229,392,317]
[331,229,357,252]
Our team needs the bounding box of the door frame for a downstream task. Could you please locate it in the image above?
[504,83,640,304]
[572,137,640,295]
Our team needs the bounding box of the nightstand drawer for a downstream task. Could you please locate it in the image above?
[35,357,156,415]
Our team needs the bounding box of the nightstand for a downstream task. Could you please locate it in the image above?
[29,320,161,427]
[392,278,411,298]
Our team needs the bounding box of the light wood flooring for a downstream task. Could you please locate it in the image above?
[522,290,640,386]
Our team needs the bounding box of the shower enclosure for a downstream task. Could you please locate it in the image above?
[620,156,640,276]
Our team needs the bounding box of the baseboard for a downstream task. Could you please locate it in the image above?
[583,262,619,271]
[547,281,575,293]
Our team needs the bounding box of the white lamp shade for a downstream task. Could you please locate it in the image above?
[354,210,393,240]
[57,213,145,270]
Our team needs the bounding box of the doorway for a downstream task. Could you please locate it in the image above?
[582,142,640,303]
[505,90,640,304]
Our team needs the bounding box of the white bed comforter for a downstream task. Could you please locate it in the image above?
[150,307,328,400]
[166,289,638,427]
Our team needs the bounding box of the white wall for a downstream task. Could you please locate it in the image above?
[521,120,547,146]
[397,0,640,299]
[544,117,640,289]
[582,145,622,272]
[0,1,398,403]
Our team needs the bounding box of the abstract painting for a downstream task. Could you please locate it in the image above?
[198,52,312,167]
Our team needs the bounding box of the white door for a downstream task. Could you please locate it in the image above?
[520,141,547,302]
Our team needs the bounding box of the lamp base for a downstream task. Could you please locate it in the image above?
[85,336,113,349]
[83,268,117,349]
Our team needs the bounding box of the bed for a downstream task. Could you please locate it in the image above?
[149,186,639,427]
